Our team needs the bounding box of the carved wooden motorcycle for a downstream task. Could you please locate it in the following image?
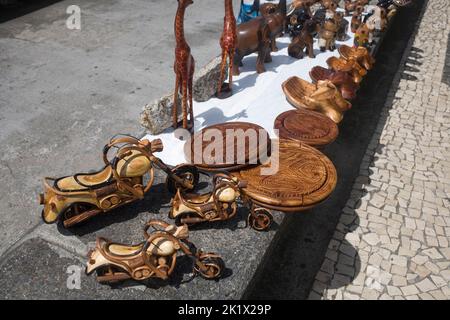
[86,220,225,283]
[170,173,273,231]
[39,135,199,228]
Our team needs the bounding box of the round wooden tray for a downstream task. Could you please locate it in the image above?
[274,109,339,148]
[233,139,337,212]
[184,122,271,171]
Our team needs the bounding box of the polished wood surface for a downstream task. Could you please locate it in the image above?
[184,122,271,171]
[274,109,339,148]
[233,140,337,211]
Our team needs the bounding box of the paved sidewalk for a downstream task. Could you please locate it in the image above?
[308,0,450,300]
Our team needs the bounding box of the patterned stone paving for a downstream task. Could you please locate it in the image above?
[308,0,450,300]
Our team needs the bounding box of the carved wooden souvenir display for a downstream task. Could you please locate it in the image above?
[184,122,271,171]
[170,173,249,226]
[354,22,373,48]
[233,139,337,212]
[310,66,359,100]
[234,17,272,75]
[217,0,238,98]
[173,0,195,130]
[288,19,318,59]
[338,44,375,70]
[274,109,339,148]
[335,11,349,41]
[86,220,225,283]
[264,0,288,52]
[318,18,338,52]
[350,5,364,33]
[327,56,367,84]
[282,76,351,123]
[39,135,199,228]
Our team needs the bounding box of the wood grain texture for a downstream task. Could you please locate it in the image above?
[274,109,338,148]
[184,122,271,171]
[233,139,337,211]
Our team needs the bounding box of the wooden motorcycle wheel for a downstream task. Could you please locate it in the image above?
[184,122,271,171]
[274,109,339,148]
[233,140,337,211]
[248,208,273,231]
[195,256,225,280]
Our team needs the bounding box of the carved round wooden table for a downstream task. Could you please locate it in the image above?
[233,139,337,212]
[274,109,339,148]
[184,122,271,172]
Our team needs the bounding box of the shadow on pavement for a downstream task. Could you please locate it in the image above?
[0,0,63,23]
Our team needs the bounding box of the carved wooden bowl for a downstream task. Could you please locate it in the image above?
[233,139,337,212]
[274,109,339,148]
[310,66,359,100]
[184,122,271,172]
[281,76,317,110]
[326,56,367,83]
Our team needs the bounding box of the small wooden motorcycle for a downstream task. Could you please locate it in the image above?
[86,220,225,283]
[169,173,273,231]
[40,135,199,228]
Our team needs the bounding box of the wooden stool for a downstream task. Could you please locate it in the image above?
[184,122,271,172]
[274,109,339,149]
[233,139,337,212]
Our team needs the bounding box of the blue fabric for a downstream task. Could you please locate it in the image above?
[237,3,260,24]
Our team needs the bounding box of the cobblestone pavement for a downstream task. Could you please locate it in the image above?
[308,0,450,300]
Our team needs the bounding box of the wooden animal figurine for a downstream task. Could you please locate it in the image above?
[318,18,338,52]
[233,17,272,75]
[86,220,225,283]
[39,135,199,228]
[310,66,359,100]
[217,0,238,98]
[366,6,387,36]
[322,0,337,20]
[264,0,288,52]
[173,0,195,130]
[327,56,367,84]
[288,19,318,59]
[344,0,368,16]
[282,77,352,123]
[335,11,349,41]
[260,2,277,17]
[351,5,364,33]
[354,23,373,48]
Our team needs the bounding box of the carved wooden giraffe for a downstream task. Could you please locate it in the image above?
[173,0,195,130]
[217,0,238,97]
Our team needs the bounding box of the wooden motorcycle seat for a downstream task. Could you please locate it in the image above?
[184,122,271,171]
[233,139,337,211]
[274,109,339,148]
[55,151,151,191]
[106,237,176,257]
[182,192,212,204]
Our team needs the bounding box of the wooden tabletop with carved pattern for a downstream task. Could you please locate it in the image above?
[274,109,339,148]
[233,139,337,211]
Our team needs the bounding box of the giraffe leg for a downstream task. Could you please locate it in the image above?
[182,80,188,129]
[173,73,180,128]
[188,67,194,130]
[228,48,234,90]
[217,50,227,95]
